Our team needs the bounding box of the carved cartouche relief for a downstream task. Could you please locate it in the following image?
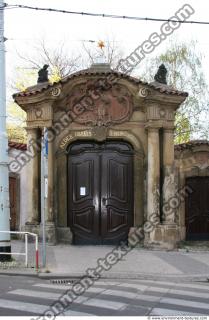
[60,80,133,127]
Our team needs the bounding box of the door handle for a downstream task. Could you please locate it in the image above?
[102,197,107,206]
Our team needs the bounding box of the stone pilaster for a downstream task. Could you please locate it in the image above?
[147,127,160,224]
[163,127,174,168]
[25,128,40,225]
[162,127,177,224]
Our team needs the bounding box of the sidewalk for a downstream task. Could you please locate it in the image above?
[1,240,209,281]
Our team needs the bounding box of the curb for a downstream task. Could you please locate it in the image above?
[0,270,208,282]
[37,272,209,282]
[0,270,38,277]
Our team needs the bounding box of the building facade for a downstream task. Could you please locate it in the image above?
[12,64,209,248]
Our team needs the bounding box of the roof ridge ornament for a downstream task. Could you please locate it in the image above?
[89,62,111,72]
[154,64,167,85]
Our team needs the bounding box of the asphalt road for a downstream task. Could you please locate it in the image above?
[0,275,209,316]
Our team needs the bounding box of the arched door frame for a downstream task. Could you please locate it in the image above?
[55,129,145,239]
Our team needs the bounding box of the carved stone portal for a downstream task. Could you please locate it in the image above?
[62,81,133,126]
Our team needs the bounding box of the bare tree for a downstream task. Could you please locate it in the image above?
[16,38,81,80]
[9,36,125,139]
[12,36,125,92]
[81,36,124,69]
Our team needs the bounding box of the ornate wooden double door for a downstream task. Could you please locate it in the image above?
[68,141,134,245]
[185,177,209,240]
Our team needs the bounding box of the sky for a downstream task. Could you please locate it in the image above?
[4,0,209,97]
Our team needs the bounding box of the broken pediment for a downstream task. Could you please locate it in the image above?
[13,66,188,129]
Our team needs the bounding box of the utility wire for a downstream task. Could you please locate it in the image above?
[2,4,209,25]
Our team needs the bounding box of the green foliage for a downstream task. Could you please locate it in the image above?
[7,124,27,143]
[14,66,62,92]
[174,113,190,144]
[15,68,37,91]
[7,102,26,121]
[141,39,209,143]
[7,103,26,143]
[49,66,62,83]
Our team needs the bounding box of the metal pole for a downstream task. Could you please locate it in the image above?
[41,130,46,268]
[0,0,11,261]
[35,235,39,271]
[25,233,28,267]
[44,129,48,265]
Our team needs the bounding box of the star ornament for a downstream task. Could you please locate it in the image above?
[98,40,105,49]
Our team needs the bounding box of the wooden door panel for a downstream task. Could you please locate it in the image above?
[107,207,128,231]
[186,177,209,240]
[69,152,100,244]
[101,152,133,244]
[72,160,93,203]
[73,208,95,233]
[105,155,132,206]
[108,159,127,203]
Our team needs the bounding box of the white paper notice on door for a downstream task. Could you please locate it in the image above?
[80,187,86,196]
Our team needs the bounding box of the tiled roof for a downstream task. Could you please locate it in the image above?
[8,141,27,151]
[175,140,209,151]
[13,68,188,98]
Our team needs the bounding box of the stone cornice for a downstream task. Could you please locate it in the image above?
[13,70,188,99]
[14,84,62,110]
[145,121,175,131]
[144,93,187,109]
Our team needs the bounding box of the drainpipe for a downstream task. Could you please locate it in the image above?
[0,0,11,260]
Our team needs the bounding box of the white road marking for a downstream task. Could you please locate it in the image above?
[118,283,148,291]
[8,289,89,304]
[4,280,209,316]
[135,294,162,302]
[139,279,209,291]
[83,298,127,310]
[143,285,209,299]
[9,289,61,300]
[34,283,72,290]
[103,289,137,299]
[34,283,105,293]
[86,287,106,293]
[170,288,209,299]
[150,307,206,316]
[161,297,209,310]
[0,298,47,314]
[64,310,96,316]
[96,281,120,286]
[144,287,169,293]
